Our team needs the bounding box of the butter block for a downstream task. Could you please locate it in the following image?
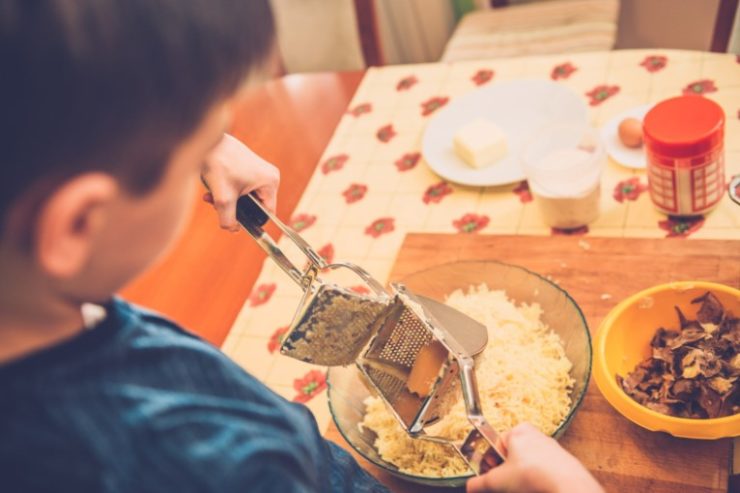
[453,118,508,168]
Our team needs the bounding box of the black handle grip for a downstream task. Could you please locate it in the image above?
[236,193,269,237]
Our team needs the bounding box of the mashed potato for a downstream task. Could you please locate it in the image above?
[359,284,574,477]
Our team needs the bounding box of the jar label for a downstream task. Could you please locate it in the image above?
[647,148,724,215]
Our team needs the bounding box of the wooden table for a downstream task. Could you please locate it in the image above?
[326,234,739,493]
[120,71,363,345]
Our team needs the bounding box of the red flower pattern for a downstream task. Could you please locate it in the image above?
[422,181,453,204]
[365,217,395,238]
[321,154,349,175]
[267,326,289,354]
[342,183,368,204]
[290,214,317,232]
[376,124,397,143]
[513,181,533,203]
[585,85,620,106]
[658,216,705,238]
[453,213,489,234]
[551,225,589,236]
[249,283,276,307]
[395,152,421,172]
[421,96,449,117]
[613,177,648,203]
[292,370,327,403]
[347,103,372,117]
[349,285,371,295]
[316,243,335,266]
[639,55,668,73]
[472,69,494,86]
[396,75,418,91]
[551,62,577,80]
[682,80,717,96]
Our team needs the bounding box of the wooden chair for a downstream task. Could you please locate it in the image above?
[441,0,620,62]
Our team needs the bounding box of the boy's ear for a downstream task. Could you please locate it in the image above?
[34,173,118,279]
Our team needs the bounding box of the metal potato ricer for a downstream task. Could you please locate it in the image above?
[237,193,507,474]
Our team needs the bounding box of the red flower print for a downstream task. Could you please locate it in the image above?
[321,154,349,175]
[453,213,489,234]
[472,69,494,86]
[290,214,317,232]
[585,85,620,106]
[317,243,335,266]
[395,152,421,172]
[658,215,705,238]
[267,326,289,353]
[421,96,449,117]
[249,283,276,307]
[422,181,453,204]
[365,217,395,238]
[551,62,577,80]
[551,225,589,236]
[376,124,396,143]
[682,80,717,96]
[513,181,533,203]
[347,102,372,117]
[639,55,668,73]
[613,177,648,203]
[349,285,371,295]
[292,370,327,403]
[396,75,418,91]
[342,183,368,204]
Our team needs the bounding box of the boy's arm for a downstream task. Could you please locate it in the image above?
[201,133,280,231]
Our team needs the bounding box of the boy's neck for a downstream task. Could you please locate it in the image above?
[0,297,85,366]
[0,253,86,366]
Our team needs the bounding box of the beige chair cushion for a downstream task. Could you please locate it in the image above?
[442,0,619,62]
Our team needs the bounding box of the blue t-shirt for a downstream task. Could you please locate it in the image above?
[0,298,390,492]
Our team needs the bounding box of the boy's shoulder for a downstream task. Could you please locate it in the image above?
[0,299,328,491]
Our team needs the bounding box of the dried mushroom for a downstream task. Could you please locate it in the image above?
[617,292,739,419]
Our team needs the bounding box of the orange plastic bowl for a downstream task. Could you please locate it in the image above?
[593,281,740,439]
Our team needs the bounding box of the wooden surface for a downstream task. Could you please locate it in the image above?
[120,71,363,345]
[325,234,740,493]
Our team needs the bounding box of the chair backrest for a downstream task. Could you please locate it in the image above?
[710,0,738,52]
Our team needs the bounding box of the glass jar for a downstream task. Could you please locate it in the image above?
[521,123,605,229]
[643,96,725,216]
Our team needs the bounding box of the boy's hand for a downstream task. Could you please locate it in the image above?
[466,424,604,493]
[201,133,280,231]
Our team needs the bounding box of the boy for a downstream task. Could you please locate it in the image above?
[0,1,602,491]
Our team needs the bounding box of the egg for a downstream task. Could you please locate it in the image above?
[618,118,643,148]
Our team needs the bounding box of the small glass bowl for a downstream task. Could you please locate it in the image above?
[327,260,592,487]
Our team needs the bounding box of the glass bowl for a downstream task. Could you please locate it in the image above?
[327,260,592,487]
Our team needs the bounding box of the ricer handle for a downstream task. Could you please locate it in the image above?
[235,195,389,298]
[235,193,322,290]
[459,356,507,475]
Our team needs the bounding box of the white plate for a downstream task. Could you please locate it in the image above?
[600,104,653,170]
[422,80,588,187]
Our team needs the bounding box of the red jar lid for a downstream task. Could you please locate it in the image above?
[643,95,724,158]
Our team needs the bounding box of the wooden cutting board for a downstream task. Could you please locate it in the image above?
[324,234,740,493]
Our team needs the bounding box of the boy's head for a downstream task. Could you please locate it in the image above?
[0,0,274,302]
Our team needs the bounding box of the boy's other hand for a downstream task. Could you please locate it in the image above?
[201,134,280,231]
[466,424,604,493]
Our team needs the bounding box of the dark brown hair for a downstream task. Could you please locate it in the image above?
[0,0,274,226]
